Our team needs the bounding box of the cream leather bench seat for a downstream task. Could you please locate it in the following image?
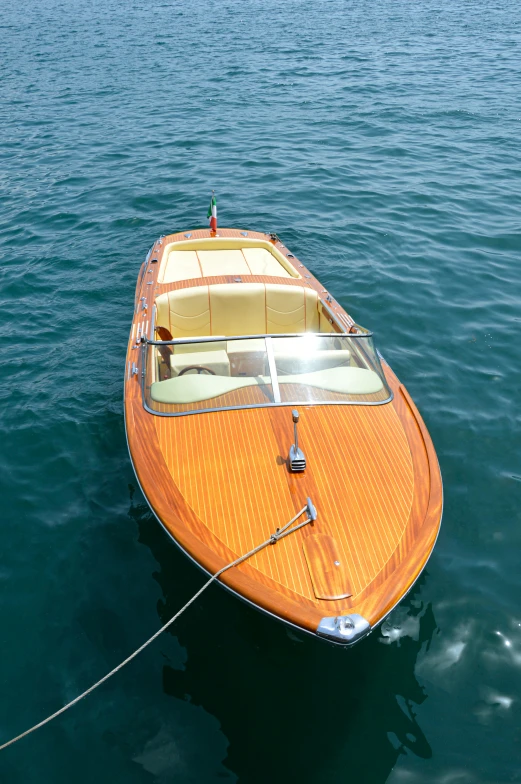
[158,239,299,284]
[155,283,320,339]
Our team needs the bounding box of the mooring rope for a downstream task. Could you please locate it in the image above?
[0,503,314,752]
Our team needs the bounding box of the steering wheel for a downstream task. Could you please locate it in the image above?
[178,365,216,376]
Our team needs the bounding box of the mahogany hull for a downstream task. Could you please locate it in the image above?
[124,228,443,645]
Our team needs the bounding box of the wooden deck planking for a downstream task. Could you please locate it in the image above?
[154,402,414,600]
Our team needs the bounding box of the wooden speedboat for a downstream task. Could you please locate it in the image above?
[125,226,442,646]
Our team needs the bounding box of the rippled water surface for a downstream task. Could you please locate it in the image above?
[1,0,521,781]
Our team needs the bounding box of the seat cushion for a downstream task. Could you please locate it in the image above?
[275,349,351,375]
[242,248,291,277]
[170,350,230,377]
[226,338,265,354]
[162,251,202,283]
[149,366,383,406]
[280,366,383,395]
[150,374,267,404]
[304,287,320,331]
[197,250,251,278]
[265,284,305,333]
[173,338,226,355]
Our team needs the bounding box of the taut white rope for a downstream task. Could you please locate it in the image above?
[0,503,314,752]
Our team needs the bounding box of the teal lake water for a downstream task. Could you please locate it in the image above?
[2,0,521,780]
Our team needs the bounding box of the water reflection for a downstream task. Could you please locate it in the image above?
[133,499,438,784]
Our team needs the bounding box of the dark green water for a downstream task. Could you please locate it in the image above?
[2,0,521,781]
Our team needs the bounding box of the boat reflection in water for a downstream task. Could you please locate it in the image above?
[132,501,437,783]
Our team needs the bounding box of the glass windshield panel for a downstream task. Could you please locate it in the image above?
[144,338,274,414]
[271,335,391,404]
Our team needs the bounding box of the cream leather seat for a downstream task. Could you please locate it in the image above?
[197,250,250,278]
[210,283,266,335]
[170,349,230,377]
[242,248,291,277]
[170,338,229,377]
[275,350,351,375]
[161,251,202,283]
[155,283,319,339]
[150,366,383,405]
[265,284,319,333]
[158,238,300,283]
[156,287,211,338]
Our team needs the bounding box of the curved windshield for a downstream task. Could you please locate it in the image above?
[143,334,391,416]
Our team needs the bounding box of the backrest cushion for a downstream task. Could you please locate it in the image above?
[155,283,319,338]
[210,283,266,336]
[265,284,319,333]
[156,287,211,338]
[265,284,305,333]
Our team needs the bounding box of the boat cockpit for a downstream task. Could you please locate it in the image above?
[142,281,391,416]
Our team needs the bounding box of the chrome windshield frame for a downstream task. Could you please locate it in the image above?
[141,332,393,417]
[145,331,373,345]
[264,337,281,404]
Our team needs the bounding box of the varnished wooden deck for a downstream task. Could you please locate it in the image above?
[125,228,442,637]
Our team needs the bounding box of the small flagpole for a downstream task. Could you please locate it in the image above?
[208,190,217,235]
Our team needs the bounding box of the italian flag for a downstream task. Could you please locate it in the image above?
[207,194,217,231]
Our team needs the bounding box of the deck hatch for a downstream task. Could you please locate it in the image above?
[303,534,353,600]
